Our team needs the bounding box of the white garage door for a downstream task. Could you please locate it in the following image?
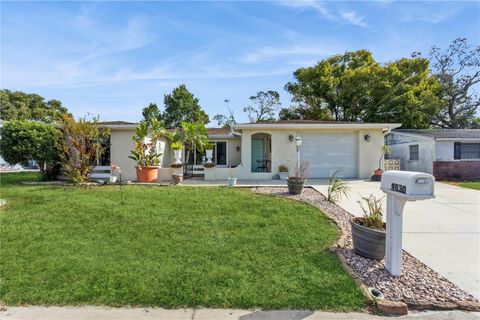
[300,132,358,178]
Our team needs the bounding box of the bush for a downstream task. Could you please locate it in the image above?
[278,164,289,172]
[171,142,183,150]
[0,120,62,179]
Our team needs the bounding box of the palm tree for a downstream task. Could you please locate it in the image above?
[173,122,209,164]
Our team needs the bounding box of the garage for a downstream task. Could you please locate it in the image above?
[300,132,358,178]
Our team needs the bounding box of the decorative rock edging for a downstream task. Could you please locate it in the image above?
[253,187,480,313]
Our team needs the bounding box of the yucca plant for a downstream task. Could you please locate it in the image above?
[327,168,350,203]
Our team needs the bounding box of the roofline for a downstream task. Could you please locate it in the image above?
[435,138,480,141]
[388,131,434,141]
[101,124,138,129]
[233,122,402,130]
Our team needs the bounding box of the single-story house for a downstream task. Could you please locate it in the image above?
[386,129,480,180]
[103,120,401,181]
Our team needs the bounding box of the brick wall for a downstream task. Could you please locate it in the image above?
[433,161,480,181]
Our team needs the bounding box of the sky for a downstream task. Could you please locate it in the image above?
[1,1,479,125]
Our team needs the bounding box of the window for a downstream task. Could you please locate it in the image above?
[459,143,480,159]
[409,144,419,160]
[215,142,227,165]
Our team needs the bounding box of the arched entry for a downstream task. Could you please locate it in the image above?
[251,133,271,172]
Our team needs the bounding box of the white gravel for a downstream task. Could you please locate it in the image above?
[253,186,479,306]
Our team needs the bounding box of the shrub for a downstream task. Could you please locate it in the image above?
[171,142,183,150]
[327,169,350,203]
[0,120,62,179]
[129,119,167,167]
[278,164,289,172]
[204,143,215,150]
[357,194,385,230]
[59,115,109,183]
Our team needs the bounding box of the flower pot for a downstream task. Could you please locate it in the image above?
[174,150,182,164]
[172,173,183,185]
[206,149,213,164]
[228,177,237,187]
[110,176,117,183]
[287,177,305,195]
[374,168,383,176]
[279,172,288,180]
[350,217,386,260]
[136,166,158,183]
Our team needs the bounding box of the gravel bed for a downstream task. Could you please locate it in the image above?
[253,186,479,306]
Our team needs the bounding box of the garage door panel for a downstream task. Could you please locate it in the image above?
[300,133,357,178]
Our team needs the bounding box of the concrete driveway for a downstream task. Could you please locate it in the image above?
[312,180,480,299]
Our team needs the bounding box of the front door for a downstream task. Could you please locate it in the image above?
[251,139,264,172]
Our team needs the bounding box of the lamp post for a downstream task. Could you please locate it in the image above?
[294,135,302,171]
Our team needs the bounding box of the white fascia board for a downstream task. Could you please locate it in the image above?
[233,123,402,130]
[389,131,434,142]
[434,138,480,142]
[102,125,137,130]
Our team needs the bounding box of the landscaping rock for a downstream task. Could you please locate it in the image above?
[253,187,480,310]
[377,300,408,316]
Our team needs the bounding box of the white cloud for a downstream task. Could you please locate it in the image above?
[239,45,342,64]
[340,10,368,28]
[276,0,335,20]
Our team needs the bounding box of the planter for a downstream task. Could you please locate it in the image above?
[374,168,383,176]
[279,172,288,180]
[287,177,305,195]
[174,150,183,164]
[350,217,386,260]
[136,166,158,183]
[206,149,213,164]
[172,173,183,185]
[110,176,117,183]
[228,177,237,187]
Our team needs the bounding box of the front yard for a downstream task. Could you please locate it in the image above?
[0,172,364,310]
[442,180,480,190]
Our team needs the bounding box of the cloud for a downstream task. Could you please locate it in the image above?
[340,10,368,28]
[277,0,335,20]
[239,45,342,64]
[399,4,461,24]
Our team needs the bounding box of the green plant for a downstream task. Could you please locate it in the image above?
[278,164,289,172]
[59,115,110,183]
[327,169,350,203]
[129,119,167,167]
[357,194,385,230]
[172,122,208,164]
[170,142,183,150]
[379,144,392,169]
[205,143,215,150]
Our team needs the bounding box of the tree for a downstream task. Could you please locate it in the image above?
[213,99,237,128]
[243,91,281,123]
[429,38,480,128]
[0,89,69,123]
[172,122,209,164]
[162,84,209,128]
[283,50,443,128]
[0,120,62,178]
[142,103,163,123]
[58,115,110,183]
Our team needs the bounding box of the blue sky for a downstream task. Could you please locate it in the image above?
[1,1,479,125]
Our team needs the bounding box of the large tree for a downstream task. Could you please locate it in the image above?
[162,84,209,128]
[0,89,69,123]
[141,103,163,123]
[282,50,442,128]
[243,90,281,123]
[429,38,480,128]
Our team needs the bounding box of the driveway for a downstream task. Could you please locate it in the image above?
[312,180,480,299]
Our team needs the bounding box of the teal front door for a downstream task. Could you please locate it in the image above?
[251,139,264,172]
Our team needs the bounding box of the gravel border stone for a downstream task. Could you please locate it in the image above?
[252,187,480,312]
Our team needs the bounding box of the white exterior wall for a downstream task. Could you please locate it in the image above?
[435,141,454,161]
[357,129,385,179]
[227,138,241,166]
[387,133,435,174]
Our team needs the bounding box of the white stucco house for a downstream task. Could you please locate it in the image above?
[386,129,480,180]
[103,120,401,182]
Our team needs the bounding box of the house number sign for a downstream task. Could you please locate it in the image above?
[391,183,406,194]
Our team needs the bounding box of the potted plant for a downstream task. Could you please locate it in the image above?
[129,119,166,183]
[351,194,386,260]
[372,145,391,180]
[278,164,289,180]
[228,166,237,187]
[205,143,214,164]
[287,161,309,195]
[171,142,183,165]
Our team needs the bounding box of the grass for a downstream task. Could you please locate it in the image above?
[0,172,365,310]
[442,180,480,191]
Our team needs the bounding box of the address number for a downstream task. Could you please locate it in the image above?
[391,183,406,194]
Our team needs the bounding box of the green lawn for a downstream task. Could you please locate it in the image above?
[443,180,480,191]
[0,172,365,310]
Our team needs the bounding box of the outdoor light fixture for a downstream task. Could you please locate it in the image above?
[364,134,371,142]
[288,134,294,142]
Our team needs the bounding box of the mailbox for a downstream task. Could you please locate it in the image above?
[381,171,434,199]
[380,171,435,276]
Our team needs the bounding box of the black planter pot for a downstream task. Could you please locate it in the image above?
[287,177,305,195]
[350,217,386,260]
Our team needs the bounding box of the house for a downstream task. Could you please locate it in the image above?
[386,129,480,180]
[103,120,401,181]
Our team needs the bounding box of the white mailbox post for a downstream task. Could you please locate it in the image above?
[380,171,435,276]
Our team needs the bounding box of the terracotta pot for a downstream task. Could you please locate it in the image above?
[136,166,158,183]
[374,168,383,176]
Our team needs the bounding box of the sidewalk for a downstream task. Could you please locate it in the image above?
[1,307,479,320]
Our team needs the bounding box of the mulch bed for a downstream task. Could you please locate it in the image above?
[253,187,480,311]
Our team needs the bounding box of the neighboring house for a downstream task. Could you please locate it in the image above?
[103,120,400,181]
[386,129,480,180]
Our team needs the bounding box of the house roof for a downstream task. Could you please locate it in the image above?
[99,121,136,125]
[394,129,480,140]
[233,120,401,130]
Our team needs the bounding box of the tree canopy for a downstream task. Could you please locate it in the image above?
[162,84,209,128]
[282,50,443,128]
[0,89,70,123]
[141,103,162,123]
[243,91,281,123]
